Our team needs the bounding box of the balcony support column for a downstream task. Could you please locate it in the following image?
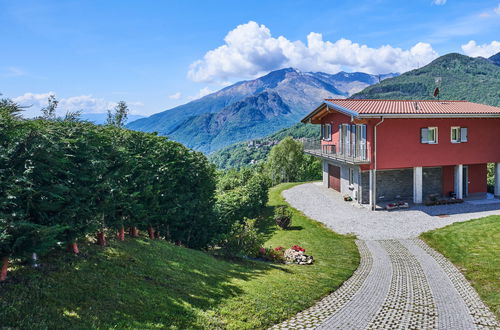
[454,164,463,199]
[322,160,328,187]
[495,163,500,198]
[413,167,423,204]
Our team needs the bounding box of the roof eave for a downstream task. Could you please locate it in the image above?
[301,101,360,123]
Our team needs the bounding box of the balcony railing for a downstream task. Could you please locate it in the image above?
[302,139,370,164]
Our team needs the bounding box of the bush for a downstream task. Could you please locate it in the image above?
[274,206,292,229]
[218,218,265,258]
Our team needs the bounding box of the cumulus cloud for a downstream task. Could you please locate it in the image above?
[432,0,447,5]
[461,40,500,57]
[168,92,182,100]
[13,92,143,118]
[187,21,439,82]
[187,87,216,101]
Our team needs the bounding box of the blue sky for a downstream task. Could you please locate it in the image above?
[1,0,499,117]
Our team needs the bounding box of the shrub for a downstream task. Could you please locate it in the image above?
[274,206,292,229]
[218,218,265,258]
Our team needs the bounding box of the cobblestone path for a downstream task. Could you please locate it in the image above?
[271,184,499,330]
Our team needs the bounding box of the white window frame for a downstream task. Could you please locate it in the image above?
[422,127,438,144]
[451,126,460,143]
[322,123,332,141]
[348,168,355,185]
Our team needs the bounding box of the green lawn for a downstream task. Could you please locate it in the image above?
[421,215,500,319]
[0,183,359,329]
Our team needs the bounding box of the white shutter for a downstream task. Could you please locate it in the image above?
[460,127,468,142]
[327,124,332,141]
[345,124,351,156]
[361,125,367,160]
[421,128,429,143]
[321,124,324,140]
[338,125,343,154]
[351,124,357,157]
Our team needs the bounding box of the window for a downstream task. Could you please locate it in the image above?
[420,127,438,144]
[321,124,332,141]
[348,168,355,185]
[451,126,468,143]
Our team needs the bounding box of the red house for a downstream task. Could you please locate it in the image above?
[301,99,500,208]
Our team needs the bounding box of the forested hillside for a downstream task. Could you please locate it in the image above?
[352,53,500,106]
[210,123,319,169]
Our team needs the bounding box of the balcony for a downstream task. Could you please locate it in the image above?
[302,139,370,164]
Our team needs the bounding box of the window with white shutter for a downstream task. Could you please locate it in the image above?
[421,127,437,144]
[460,127,468,142]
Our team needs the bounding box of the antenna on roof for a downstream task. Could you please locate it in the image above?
[434,77,442,100]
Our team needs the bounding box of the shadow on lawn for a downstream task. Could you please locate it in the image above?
[0,238,281,329]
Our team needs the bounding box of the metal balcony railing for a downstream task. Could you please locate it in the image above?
[302,139,370,164]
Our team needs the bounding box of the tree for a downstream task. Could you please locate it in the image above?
[106,101,129,127]
[265,137,305,184]
[41,95,58,120]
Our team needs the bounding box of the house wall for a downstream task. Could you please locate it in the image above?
[442,165,455,197]
[422,167,442,200]
[468,163,487,194]
[320,112,373,162]
[375,168,413,202]
[375,118,500,169]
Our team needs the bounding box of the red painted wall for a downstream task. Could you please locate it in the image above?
[375,118,500,170]
[442,165,455,197]
[468,163,487,194]
[321,112,373,164]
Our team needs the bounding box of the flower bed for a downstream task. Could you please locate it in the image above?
[258,245,314,265]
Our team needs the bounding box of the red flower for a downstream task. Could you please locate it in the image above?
[259,247,266,255]
[274,246,284,251]
[291,245,305,252]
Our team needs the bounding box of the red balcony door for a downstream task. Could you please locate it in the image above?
[328,165,341,192]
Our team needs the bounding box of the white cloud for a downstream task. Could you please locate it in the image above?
[461,40,500,57]
[494,2,500,14]
[187,21,439,82]
[168,92,182,100]
[1,66,26,77]
[432,0,447,5]
[13,92,144,118]
[187,87,215,101]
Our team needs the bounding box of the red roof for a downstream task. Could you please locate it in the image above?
[324,99,500,115]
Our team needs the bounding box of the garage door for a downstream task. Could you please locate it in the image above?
[328,165,341,192]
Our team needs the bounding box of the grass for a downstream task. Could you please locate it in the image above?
[421,215,500,319]
[0,183,359,329]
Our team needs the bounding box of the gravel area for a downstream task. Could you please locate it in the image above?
[271,183,499,329]
[282,182,500,240]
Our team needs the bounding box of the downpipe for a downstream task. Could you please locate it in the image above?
[372,117,385,210]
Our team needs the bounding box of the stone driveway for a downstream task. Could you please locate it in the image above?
[271,182,499,330]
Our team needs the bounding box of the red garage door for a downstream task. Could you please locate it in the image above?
[328,165,341,192]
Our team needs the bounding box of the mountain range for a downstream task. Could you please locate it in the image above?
[127,69,397,153]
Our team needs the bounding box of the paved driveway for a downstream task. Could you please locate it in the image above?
[282,182,500,240]
[272,183,499,330]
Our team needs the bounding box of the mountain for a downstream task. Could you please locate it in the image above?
[352,53,500,106]
[489,52,500,66]
[79,113,145,124]
[127,68,396,153]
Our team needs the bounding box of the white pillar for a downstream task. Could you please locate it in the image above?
[322,160,328,187]
[413,167,423,204]
[495,163,500,197]
[454,164,463,199]
[369,169,375,209]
